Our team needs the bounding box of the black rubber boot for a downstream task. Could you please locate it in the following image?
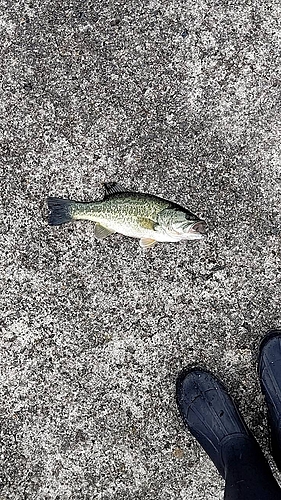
[176,368,256,478]
[258,329,281,471]
[176,368,281,500]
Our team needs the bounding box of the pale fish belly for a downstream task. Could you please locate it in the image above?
[95,218,186,242]
[95,217,155,239]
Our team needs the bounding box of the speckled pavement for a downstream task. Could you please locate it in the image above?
[1,1,281,498]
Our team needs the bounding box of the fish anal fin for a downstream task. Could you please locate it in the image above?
[94,223,115,240]
[139,238,157,249]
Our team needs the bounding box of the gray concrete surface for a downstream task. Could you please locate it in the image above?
[1,0,281,498]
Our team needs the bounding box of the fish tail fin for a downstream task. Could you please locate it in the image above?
[47,197,74,226]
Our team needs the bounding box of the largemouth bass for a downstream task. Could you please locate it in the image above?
[47,183,206,248]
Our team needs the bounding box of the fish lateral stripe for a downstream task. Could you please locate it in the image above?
[47,197,74,226]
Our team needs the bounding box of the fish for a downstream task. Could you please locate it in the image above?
[47,183,206,248]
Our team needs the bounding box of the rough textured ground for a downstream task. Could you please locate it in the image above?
[1,0,281,498]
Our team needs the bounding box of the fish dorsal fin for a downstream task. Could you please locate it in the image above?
[103,182,126,197]
[94,223,115,240]
[139,238,157,248]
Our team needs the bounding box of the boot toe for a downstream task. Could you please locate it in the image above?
[176,368,251,478]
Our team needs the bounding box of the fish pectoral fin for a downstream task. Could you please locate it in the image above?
[137,217,155,230]
[139,238,157,248]
[94,223,115,240]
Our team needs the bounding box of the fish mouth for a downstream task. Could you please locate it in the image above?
[187,221,207,239]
